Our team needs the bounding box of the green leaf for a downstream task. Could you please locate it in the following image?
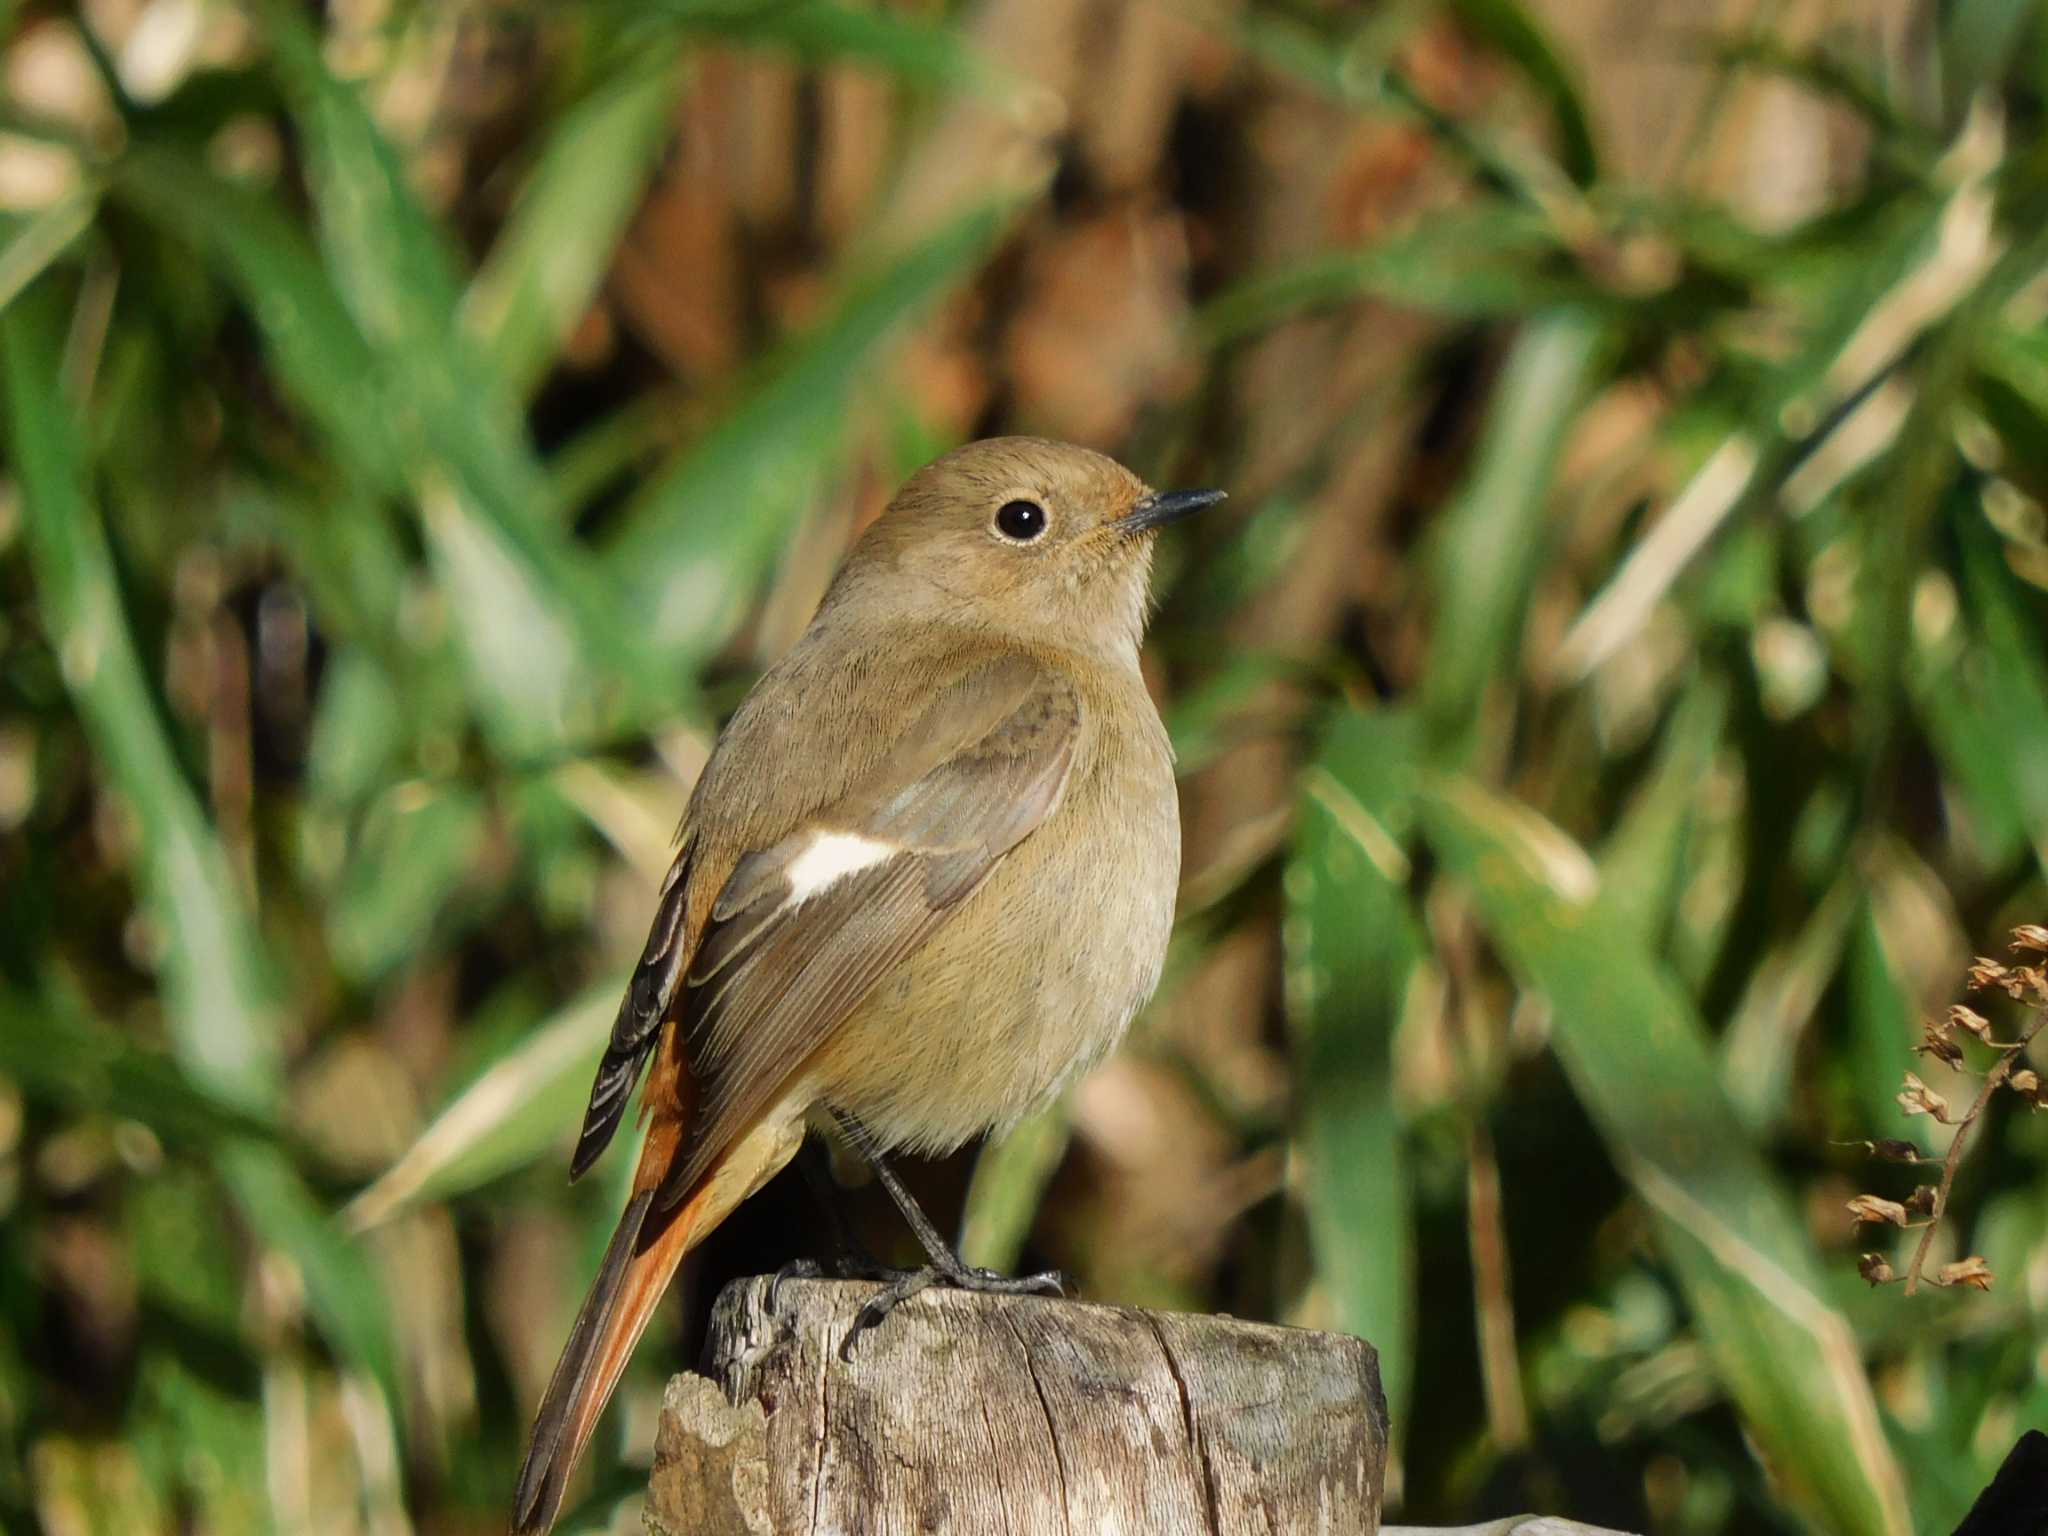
[327,780,490,982]
[1842,892,1937,1161]
[109,148,407,495]
[464,48,690,397]
[607,197,1023,666]
[2,281,405,1430]
[344,980,622,1228]
[0,984,282,1153]
[216,1143,403,1414]
[1719,873,1857,1133]
[1940,0,2040,114]
[624,0,1004,90]
[1447,0,1598,184]
[1165,651,1312,779]
[0,186,97,315]
[1597,676,1730,950]
[255,3,671,749]
[1418,777,1911,1536]
[1418,310,1604,762]
[305,650,407,811]
[1910,508,2048,875]
[1283,707,1421,1431]
[1199,208,1598,345]
[960,1103,1072,1275]
[2,284,282,1114]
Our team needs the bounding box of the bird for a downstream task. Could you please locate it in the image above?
[511,436,1224,1534]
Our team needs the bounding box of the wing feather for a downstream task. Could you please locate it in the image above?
[569,840,694,1180]
[653,659,1079,1209]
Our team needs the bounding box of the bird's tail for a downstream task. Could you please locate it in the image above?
[511,1114,801,1535]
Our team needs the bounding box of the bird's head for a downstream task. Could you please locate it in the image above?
[831,437,1225,662]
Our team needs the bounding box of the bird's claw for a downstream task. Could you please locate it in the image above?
[835,1263,1067,1360]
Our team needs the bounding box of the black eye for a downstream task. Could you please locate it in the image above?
[994,499,1047,541]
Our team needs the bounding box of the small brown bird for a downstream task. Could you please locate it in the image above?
[511,437,1223,1533]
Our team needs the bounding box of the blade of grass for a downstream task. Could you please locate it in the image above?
[1419,310,1604,764]
[1283,707,1422,1433]
[1447,0,1598,184]
[343,979,621,1229]
[254,3,673,746]
[3,286,281,1112]
[2,280,405,1424]
[0,186,97,314]
[1199,208,1600,346]
[1596,675,1730,950]
[108,148,407,495]
[620,0,1006,91]
[1719,872,1858,1132]
[1418,776,1911,1536]
[0,983,283,1153]
[607,196,1022,666]
[960,1103,1072,1274]
[463,46,689,398]
[326,779,489,983]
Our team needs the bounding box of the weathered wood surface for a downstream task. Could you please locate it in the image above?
[646,1275,1388,1535]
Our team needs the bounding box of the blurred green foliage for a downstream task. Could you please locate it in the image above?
[3,1,2048,1533]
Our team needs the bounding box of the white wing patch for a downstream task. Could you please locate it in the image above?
[783,830,898,903]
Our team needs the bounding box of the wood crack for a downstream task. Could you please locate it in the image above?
[1145,1312,1223,1535]
[1004,1309,1073,1536]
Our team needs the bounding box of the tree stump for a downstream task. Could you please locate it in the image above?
[646,1275,1388,1536]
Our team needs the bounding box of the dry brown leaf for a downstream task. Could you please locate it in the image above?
[1932,1256,1994,1291]
[1897,1072,1951,1121]
[1857,1252,1896,1286]
[1967,956,2026,998]
[1945,1005,1994,1044]
[2008,923,2048,954]
[1915,1027,1965,1068]
[1846,1194,1910,1226]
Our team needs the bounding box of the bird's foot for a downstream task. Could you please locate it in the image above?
[838,1261,1065,1360]
[769,1257,829,1315]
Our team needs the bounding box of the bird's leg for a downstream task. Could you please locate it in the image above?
[829,1111,1063,1358]
[770,1138,887,1314]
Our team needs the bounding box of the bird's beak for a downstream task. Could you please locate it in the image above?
[1120,487,1227,535]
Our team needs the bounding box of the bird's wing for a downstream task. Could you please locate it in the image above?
[569,836,695,1179]
[658,651,1079,1207]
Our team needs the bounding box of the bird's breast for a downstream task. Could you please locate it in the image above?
[813,680,1179,1156]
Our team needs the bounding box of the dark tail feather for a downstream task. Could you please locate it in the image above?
[511,1190,657,1534]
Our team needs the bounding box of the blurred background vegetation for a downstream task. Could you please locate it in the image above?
[3,0,2047,1531]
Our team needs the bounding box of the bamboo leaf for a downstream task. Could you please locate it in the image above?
[3,286,281,1113]
[1447,0,1598,184]
[255,3,672,748]
[1419,310,1604,762]
[608,197,1022,666]
[1418,777,1911,1536]
[1283,707,1421,1432]
[960,1104,1072,1275]
[344,980,621,1228]
[2,281,405,1425]
[464,48,690,397]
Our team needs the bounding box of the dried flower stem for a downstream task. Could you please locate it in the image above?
[1902,1010,2046,1295]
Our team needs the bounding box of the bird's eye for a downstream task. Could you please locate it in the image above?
[994,499,1048,542]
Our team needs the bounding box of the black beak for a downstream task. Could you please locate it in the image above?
[1121,487,1227,535]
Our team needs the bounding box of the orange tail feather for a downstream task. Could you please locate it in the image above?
[511,1112,802,1535]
